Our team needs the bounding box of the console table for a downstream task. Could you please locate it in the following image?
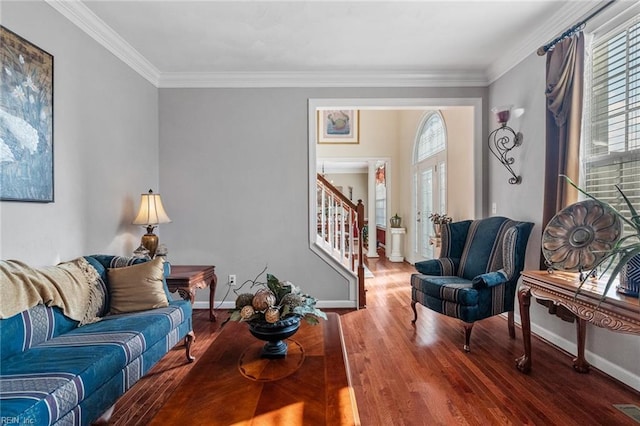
[516,270,640,374]
[166,265,217,321]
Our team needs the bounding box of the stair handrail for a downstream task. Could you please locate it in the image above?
[317,174,356,209]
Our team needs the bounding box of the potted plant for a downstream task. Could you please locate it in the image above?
[564,176,640,298]
[428,213,453,237]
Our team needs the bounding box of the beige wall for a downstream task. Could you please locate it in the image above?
[317,109,401,233]
[317,110,400,159]
[397,109,475,263]
[320,108,476,263]
[322,173,368,210]
[443,107,475,221]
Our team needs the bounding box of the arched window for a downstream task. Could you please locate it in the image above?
[413,111,447,261]
[414,112,446,164]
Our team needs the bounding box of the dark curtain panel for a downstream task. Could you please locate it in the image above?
[541,32,585,268]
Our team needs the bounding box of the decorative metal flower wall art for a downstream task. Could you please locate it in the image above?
[542,199,622,273]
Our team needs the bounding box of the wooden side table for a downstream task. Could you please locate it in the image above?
[166,265,217,321]
[516,270,640,374]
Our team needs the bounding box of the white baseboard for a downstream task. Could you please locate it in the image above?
[316,300,358,309]
[194,300,358,311]
[193,301,213,310]
[512,313,640,392]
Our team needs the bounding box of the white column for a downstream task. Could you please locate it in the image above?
[389,227,406,262]
[367,161,378,258]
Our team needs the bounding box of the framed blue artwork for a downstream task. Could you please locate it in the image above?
[0,26,54,202]
[318,110,359,144]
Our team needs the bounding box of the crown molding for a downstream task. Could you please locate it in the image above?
[42,0,488,88]
[45,0,161,86]
[46,0,610,89]
[157,70,489,88]
[486,1,601,84]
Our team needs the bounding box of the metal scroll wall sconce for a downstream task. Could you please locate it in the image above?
[488,106,523,184]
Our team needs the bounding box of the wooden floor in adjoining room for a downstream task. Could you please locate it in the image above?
[110,256,640,425]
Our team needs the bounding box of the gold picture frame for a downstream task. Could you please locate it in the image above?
[318,110,359,144]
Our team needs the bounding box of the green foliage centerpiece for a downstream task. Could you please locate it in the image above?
[226,269,327,358]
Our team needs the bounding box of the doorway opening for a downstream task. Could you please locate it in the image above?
[308,98,483,308]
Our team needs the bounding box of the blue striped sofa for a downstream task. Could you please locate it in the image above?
[0,255,194,426]
[411,216,533,351]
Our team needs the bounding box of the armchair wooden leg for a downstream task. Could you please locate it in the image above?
[411,300,418,324]
[508,310,515,339]
[463,323,474,352]
[185,331,196,363]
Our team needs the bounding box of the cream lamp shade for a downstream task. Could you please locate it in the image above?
[133,189,171,257]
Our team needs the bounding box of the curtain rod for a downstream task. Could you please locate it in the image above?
[536,0,617,56]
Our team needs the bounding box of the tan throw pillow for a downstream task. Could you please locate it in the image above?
[107,257,169,314]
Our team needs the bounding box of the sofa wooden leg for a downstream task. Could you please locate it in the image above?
[463,323,474,352]
[91,404,114,425]
[185,331,196,363]
[411,300,418,324]
[508,310,515,339]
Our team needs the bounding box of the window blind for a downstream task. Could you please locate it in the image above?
[415,112,445,163]
[584,16,640,237]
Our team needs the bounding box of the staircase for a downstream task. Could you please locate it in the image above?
[316,174,366,308]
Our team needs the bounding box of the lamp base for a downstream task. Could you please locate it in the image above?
[141,233,159,258]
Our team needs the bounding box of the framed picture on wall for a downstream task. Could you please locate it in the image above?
[0,26,54,202]
[318,110,359,144]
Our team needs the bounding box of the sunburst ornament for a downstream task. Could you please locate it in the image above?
[542,199,622,273]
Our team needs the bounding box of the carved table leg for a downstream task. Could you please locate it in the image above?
[411,300,418,324]
[515,285,532,373]
[177,288,192,303]
[573,318,591,373]
[209,274,218,322]
[185,331,196,363]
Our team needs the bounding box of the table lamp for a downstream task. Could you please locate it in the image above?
[133,189,172,257]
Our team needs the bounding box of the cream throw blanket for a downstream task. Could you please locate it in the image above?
[0,257,103,325]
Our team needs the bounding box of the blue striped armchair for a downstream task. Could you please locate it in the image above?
[411,216,533,351]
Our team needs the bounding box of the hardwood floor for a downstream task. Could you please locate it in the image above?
[110,257,640,425]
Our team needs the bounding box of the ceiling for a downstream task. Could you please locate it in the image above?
[46,0,606,87]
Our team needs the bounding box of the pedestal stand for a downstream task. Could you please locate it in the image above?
[389,227,406,262]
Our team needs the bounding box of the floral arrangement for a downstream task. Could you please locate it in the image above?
[227,269,327,325]
[428,213,453,225]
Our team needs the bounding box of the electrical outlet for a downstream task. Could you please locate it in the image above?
[228,274,236,286]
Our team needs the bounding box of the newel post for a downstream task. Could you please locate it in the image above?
[357,200,366,309]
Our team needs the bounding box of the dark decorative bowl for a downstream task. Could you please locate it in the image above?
[248,316,301,359]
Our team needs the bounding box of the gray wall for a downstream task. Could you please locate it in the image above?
[489,52,639,390]
[5,0,635,392]
[158,87,486,304]
[0,1,159,265]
